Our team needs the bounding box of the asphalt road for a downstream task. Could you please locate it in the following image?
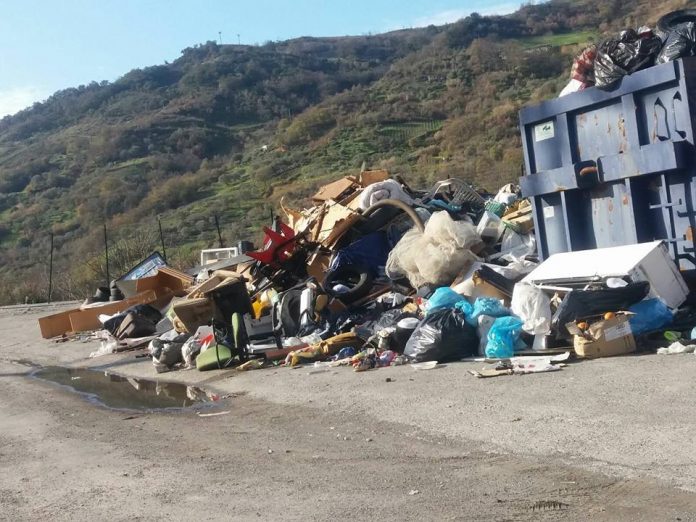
[2,304,696,521]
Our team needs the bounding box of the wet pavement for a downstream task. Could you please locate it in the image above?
[30,366,217,411]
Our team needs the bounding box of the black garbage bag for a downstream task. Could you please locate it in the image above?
[595,29,662,90]
[404,309,478,363]
[657,22,696,63]
[551,281,650,338]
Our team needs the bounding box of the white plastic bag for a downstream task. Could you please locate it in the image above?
[386,211,481,288]
[511,282,552,335]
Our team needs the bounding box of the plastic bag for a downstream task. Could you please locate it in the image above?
[425,287,465,314]
[511,282,552,335]
[657,22,696,63]
[476,315,496,356]
[466,297,510,327]
[628,299,674,335]
[454,299,473,317]
[386,211,481,288]
[485,316,524,359]
[404,309,479,362]
[500,229,536,260]
[501,256,538,277]
[595,29,662,90]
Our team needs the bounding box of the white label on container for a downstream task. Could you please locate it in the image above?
[534,121,555,141]
[543,206,555,219]
[604,321,632,342]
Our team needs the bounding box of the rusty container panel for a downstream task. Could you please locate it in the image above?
[519,58,696,269]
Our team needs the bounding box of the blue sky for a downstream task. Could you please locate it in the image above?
[0,0,520,117]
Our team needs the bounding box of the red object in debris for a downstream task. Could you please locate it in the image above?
[246,221,297,266]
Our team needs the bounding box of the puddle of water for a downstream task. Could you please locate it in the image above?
[31,366,218,412]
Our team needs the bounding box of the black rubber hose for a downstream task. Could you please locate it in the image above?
[360,198,425,232]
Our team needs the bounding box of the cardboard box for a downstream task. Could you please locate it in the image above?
[570,315,636,359]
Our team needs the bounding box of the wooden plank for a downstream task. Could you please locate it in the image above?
[38,310,76,339]
[67,290,158,334]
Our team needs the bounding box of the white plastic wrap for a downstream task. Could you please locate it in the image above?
[500,229,536,260]
[511,282,552,335]
[386,211,481,288]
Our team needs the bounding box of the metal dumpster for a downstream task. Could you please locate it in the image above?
[519,57,696,269]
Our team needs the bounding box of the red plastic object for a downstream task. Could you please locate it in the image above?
[246,222,297,266]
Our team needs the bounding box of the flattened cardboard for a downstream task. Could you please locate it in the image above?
[316,202,361,247]
[312,177,357,203]
[359,169,390,187]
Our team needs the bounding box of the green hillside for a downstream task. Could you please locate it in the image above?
[0,0,690,304]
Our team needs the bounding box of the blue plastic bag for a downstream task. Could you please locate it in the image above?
[485,316,524,359]
[454,300,473,317]
[466,297,510,327]
[628,299,673,336]
[425,287,464,314]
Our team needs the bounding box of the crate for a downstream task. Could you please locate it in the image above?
[519,58,696,269]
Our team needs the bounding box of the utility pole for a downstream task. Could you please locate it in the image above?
[157,216,168,263]
[214,214,224,248]
[103,223,110,287]
[237,34,241,45]
[47,232,54,303]
[218,31,222,44]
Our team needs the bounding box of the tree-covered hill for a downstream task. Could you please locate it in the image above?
[0,0,689,303]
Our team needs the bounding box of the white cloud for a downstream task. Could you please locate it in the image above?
[0,86,49,118]
[405,3,521,29]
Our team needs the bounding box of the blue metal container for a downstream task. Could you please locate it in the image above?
[519,58,696,269]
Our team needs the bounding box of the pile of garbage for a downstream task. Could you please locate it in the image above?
[560,9,696,96]
[38,167,696,378]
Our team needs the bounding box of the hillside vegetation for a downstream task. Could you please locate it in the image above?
[0,0,690,304]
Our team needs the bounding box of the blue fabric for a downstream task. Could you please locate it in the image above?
[329,232,391,277]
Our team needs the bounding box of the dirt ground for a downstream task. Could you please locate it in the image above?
[2,304,696,521]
